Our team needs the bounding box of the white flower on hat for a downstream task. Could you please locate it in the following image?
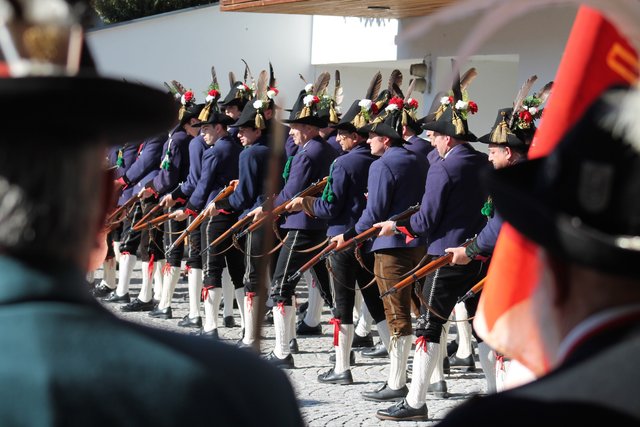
[358,99,372,110]
[455,100,468,110]
[205,94,214,103]
[385,103,399,112]
[441,96,451,105]
[304,83,314,93]
[267,89,277,99]
[253,100,264,109]
[528,106,538,115]
[303,94,316,106]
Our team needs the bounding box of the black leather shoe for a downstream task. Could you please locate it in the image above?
[289,338,299,354]
[223,315,236,328]
[296,320,322,336]
[178,315,202,328]
[427,380,449,398]
[329,350,355,365]
[361,382,408,402]
[92,283,114,298]
[376,399,428,421]
[449,354,476,371]
[120,298,155,312]
[148,306,172,319]
[352,332,374,348]
[447,340,459,357]
[317,368,353,385]
[264,351,294,369]
[443,356,450,374]
[361,342,388,358]
[102,291,130,304]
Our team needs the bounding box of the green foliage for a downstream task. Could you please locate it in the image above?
[92,0,217,24]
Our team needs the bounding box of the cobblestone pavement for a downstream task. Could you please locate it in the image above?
[97,262,486,426]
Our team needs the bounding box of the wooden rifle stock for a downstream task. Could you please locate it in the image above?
[237,177,328,238]
[380,239,474,298]
[131,204,163,231]
[200,215,253,255]
[286,241,338,283]
[332,203,420,255]
[166,183,238,253]
[457,277,486,303]
[105,194,140,226]
[136,212,171,231]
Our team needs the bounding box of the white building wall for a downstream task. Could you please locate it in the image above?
[87,4,314,108]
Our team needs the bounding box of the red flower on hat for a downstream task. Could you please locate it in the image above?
[468,101,478,114]
[184,91,194,103]
[268,87,279,96]
[448,96,454,105]
[406,98,419,109]
[313,96,320,104]
[389,96,404,110]
[208,89,220,98]
[519,110,533,123]
[371,104,379,115]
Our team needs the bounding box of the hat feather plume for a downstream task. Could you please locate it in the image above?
[460,67,478,93]
[450,59,463,104]
[256,69,268,100]
[366,71,382,101]
[299,73,308,84]
[228,71,236,89]
[269,62,277,88]
[334,69,344,107]
[241,59,255,89]
[313,71,330,96]
[509,74,538,127]
[405,78,416,100]
[535,81,554,106]
[171,80,187,96]
[388,69,403,96]
[210,66,219,88]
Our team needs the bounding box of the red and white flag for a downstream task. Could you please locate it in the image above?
[474,5,639,376]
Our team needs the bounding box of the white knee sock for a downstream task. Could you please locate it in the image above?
[273,303,294,359]
[242,293,259,346]
[158,265,180,310]
[376,320,391,351]
[235,287,245,328]
[335,324,354,374]
[187,268,203,319]
[222,269,234,318]
[478,342,497,394]
[353,290,363,324]
[388,335,412,390]
[303,271,323,327]
[115,253,137,296]
[113,241,122,263]
[102,258,117,289]
[152,261,163,302]
[430,328,448,384]
[455,302,473,358]
[406,340,439,409]
[355,300,373,338]
[203,287,223,332]
[138,261,153,302]
[289,295,297,340]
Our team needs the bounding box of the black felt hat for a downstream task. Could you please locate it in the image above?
[282,89,328,128]
[195,108,235,127]
[478,108,532,149]
[0,2,175,144]
[219,81,253,110]
[233,99,268,129]
[332,100,368,135]
[422,97,478,142]
[487,87,640,278]
[361,101,404,142]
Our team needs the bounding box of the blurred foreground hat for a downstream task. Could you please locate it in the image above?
[0,0,175,143]
[488,86,640,278]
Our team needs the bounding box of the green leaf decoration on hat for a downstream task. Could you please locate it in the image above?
[282,155,295,183]
[321,162,336,203]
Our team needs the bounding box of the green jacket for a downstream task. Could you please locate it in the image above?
[0,256,303,426]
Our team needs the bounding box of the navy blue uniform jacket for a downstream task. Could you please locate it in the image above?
[171,134,208,201]
[147,126,192,196]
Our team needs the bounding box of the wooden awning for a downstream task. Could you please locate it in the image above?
[220,0,458,19]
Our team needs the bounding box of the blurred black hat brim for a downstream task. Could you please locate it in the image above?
[282,115,328,128]
[10,76,176,144]
[488,88,640,278]
[422,118,477,142]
